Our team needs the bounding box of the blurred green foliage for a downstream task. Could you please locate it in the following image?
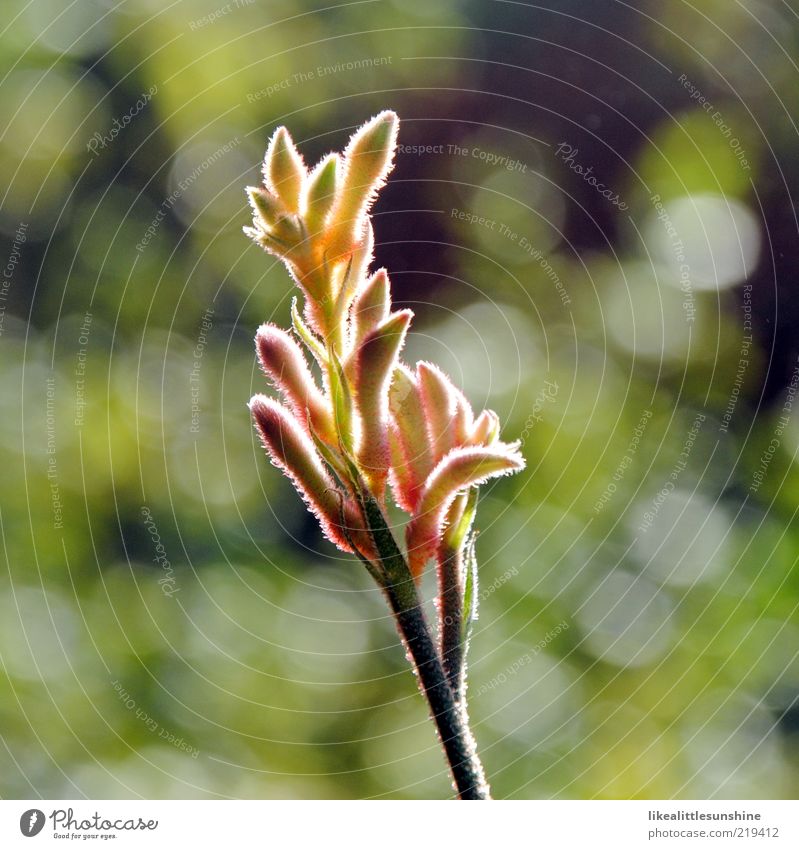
[1,0,798,799]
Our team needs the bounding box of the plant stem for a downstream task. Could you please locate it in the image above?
[438,545,465,697]
[384,577,490,800]
[356,485,490,798]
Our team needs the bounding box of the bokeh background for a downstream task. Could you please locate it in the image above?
[1,0,798,800]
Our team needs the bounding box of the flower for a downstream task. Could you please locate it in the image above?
[246,111,524,581]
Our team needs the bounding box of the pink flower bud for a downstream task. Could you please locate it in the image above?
[405,445,525,580]
[388,365,432,512]
[353,310,413,495]
[249,395,356,552]
[255,323,334,444]
[350,269,390,349]
[417,362,474,462]
[469,409,501,446]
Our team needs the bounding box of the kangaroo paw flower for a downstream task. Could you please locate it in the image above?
[243,111,525,800]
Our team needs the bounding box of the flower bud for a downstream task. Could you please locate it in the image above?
[302,153,339,236]
[417,362,474,461]
[264,127,305,213]
[406,445,525,579]
[255,324,334,444]
[469,409,501,445]
[354,310,413,495]
[388,365,432,512]
[351,269,390,349]
[325,111,398,260]
[249,396,353,552]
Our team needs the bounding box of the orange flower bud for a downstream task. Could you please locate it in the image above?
[263,127,305,213]
[353,309,413,495]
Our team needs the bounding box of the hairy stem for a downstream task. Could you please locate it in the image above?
[385,577,489,799]
[439,545,465,697]
[359,494,489,799]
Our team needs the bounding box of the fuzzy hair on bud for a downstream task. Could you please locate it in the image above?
[388,365,433,513]
[350,268,391,349]
[255,324,334,444]
[417,362,474,462]
[325,111,398,260]
[302,153,339,236]
[264,127,306,214]
[405,444,525,580]
[354,310,413,495]
[250,395,354,552]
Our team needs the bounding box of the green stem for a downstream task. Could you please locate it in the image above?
[384,577,490,800]
[439,545,465,697]
[358,493,489,799]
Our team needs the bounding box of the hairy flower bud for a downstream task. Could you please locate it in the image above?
[388,365,432,512]
[351,268,390,349]
[406,445,525,579]
[302,153,339,236]
[354,309,413,495]
[264,127,305,213]
[417,362,474,462]
[325,111,398,261]
[469,409,501,446]
[255,324,334,444]
[249,396,352,552]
